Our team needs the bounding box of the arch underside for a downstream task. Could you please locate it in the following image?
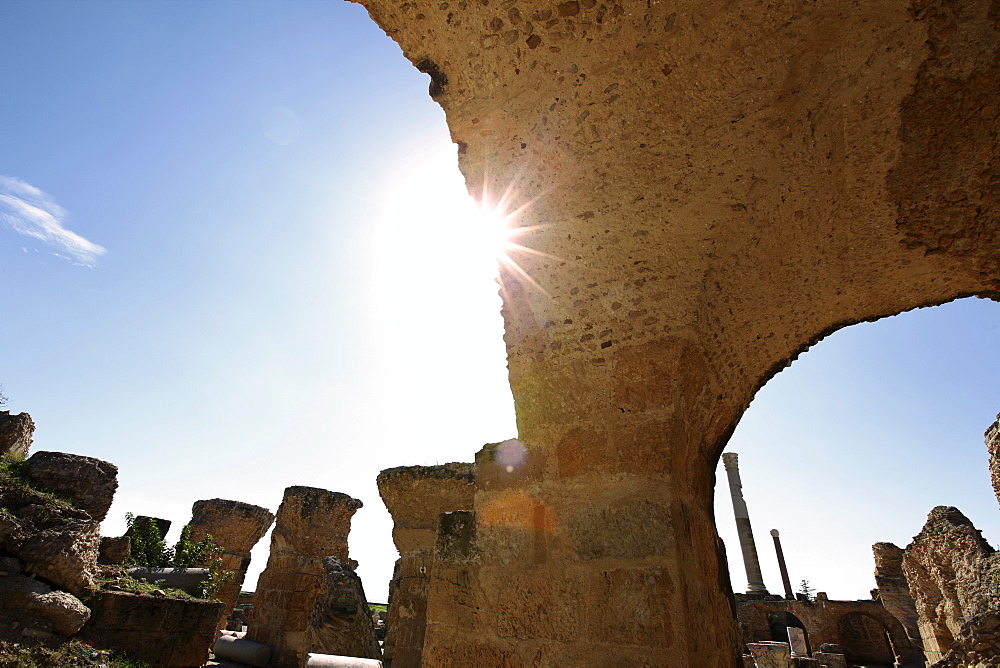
[355,0,1000,664]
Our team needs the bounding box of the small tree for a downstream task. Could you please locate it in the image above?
[798,579,815,601]
[125,512,171,567]
[0,385,8,407]
[124,512,233,599]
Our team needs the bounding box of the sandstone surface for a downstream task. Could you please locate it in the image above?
[377,462,475,667]
[986,414,1000,508]
[351,0,1000,662]
[903,506,1000,663]
[187,498,274,623]
[248,486,362,667]
[872,541,923,651]
[0,412,34,459]
[304,556,382,661]
[25,451,118,523]
[0,573,91,636]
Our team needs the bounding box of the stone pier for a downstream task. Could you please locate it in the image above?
[187,498,275,625]
[376,462,475,668]
[247,486,362,667]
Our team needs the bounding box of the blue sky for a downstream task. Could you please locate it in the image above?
[2,0,997,603]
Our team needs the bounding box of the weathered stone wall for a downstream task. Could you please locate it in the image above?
[247,486,362,667]
[872,541,923,652]
[376,462,475,667]
[736,597,923,667]
[903,506,1000,664]
[0,412,34,458]
[987,414,1000,509]
[187,498,274,624]
[80,591,224,667]
[304,556,382,661]
[351,0,1000,662]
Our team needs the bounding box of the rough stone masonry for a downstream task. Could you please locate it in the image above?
[350,0,1000,664]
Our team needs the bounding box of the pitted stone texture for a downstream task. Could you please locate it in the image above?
[873,541,923,651]
[98,535,131,566]
[0,412,34,458]
[25,451,118,522]
[6,520,101,596]
[187,498,274,623]
[931,611,1000,668]
[903,506,1000,664]
[304,556,381,662]
[986,414,1000,509]
[0,573,91,635]
[377,462,474,668]
[248,486,362,667]
[353,0,1000,663]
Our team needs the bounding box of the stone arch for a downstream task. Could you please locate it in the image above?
[357,0,1000,664]
[768,611,811,655]
[838,612,896,665]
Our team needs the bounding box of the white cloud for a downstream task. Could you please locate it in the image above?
[0,175,106,266]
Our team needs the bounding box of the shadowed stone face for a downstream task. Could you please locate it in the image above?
[247,486,362,667]
[353,0,1000,663]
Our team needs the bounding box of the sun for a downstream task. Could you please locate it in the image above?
[472,181,553,296]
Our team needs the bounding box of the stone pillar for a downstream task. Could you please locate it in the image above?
[986,414,1000,509]
[723,453,768,594]
[0,412,34,458]
[187,498,275,625]
[871,542,922,653]
[376,462,475,668]
[771,529,794,600]
[247,486,362,667]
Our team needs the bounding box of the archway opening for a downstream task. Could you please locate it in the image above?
[838,612,895,666]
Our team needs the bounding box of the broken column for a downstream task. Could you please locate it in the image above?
[722,453,768,594]
[247,486,362,667]
[376,462,475,668]
[187,498,275,625]
[872,542,922,653]
[770,529,794,600]
[304,556,382,661]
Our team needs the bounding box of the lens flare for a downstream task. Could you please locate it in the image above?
[496,439,527,473]
[474,180,557,297]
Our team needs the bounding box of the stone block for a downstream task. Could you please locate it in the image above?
[0,412,34,458]
[0,573,90,635]
[24,451,118,522]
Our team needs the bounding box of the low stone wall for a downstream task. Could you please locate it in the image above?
[80,591,224,666]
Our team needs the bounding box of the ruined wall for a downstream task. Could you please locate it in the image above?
[351,0,1000,662]
[987,414,1000,509]
[247,486,362,667]
[187,498,274,625]
[903,506,1000,664]
[736,597,922,667]
[376,462,475,668]
[872,541,923,652]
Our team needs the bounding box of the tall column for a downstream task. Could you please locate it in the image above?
[722,453,767,594]
[770,529,794,600]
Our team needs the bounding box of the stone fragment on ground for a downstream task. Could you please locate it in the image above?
[0,573,91,635]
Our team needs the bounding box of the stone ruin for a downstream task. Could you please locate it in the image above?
[247,485,380,667]
[347,0,1000,661]
[987,414,1000,509]
[1,409,386,666]
[901,506,1000,664]
[187,497,275,627]
[376,462,475,668]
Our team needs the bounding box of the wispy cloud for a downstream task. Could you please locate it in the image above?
[0,175,106,266]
